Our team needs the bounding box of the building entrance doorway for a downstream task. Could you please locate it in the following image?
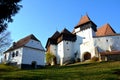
[31,61,37,69]
[83,52,91,61]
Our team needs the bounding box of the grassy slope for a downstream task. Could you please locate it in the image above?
[0,61,120,80]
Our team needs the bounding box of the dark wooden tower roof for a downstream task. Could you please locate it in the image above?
[45,31,60,48]
[57,28,76,43]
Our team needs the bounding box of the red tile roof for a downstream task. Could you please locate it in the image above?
[4,34,40,53]
[96,23,116,36]
[100,51,120,56]
[75,15,91,28]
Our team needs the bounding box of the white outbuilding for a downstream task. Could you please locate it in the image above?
[4,34,45,69]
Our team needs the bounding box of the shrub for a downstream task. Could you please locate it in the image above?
[91,56,99,61]
[46,52,56,65]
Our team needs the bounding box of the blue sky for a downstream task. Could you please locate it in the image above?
[8,0,120,48]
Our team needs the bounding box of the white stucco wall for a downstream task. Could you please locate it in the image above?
[25,40,44,51]
[4,48,23,65]
[57,41,64,64]
[75,27,96,43]
[80,39,95,61]
[57,41,75,65]
[93,35,120,52]
[22,39,45,66]
[74,35,82,58]
[74,27,96,61]
[22,47,45,66]
[63,41,74,61]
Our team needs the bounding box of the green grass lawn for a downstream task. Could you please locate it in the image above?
[0,61,120,80]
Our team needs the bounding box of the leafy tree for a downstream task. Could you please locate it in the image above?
[0,0,22,33]
[0,30,12,54]
[46,52,56,65]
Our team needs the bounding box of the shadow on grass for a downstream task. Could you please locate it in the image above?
[44,62,102,70]
[112,69,120,75]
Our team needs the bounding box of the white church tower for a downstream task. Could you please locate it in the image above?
[73,15,97,61]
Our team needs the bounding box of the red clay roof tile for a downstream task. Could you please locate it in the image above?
[100,51,120,56]
[96,23,116,36]
[76,15,91,27]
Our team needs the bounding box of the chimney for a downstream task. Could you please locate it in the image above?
[13,42,16,47]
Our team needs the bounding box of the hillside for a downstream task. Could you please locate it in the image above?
[0,61,120,80]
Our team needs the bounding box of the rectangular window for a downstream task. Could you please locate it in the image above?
[12,52,15,57]
[66,42,68,44]
[16,51,19,56]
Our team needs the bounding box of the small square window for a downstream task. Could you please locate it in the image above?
[66,42,68,44]
[106,39,108,42]
[16,51,19,56]
[12,52,15,57]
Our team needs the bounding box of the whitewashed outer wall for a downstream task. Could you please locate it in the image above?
[74,35,82,59]
[22,47,45,66]
[4,48,23,65]
[25,40,44,51]
[58,41,74,65]
[22,40,45,66]
[80,39,95,61]
[93,35,120,52]
[57,41,64,64]
[63,41,74,61]
[75,27,96,43]
[74,27,96,61]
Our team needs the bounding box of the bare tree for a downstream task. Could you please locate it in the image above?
[0,31,12,54]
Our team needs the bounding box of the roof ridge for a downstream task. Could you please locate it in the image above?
[51,31,60,39]
[17,34,39,43]
[61,28,72,34]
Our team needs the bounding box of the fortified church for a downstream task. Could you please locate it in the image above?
[46,14,120,65]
